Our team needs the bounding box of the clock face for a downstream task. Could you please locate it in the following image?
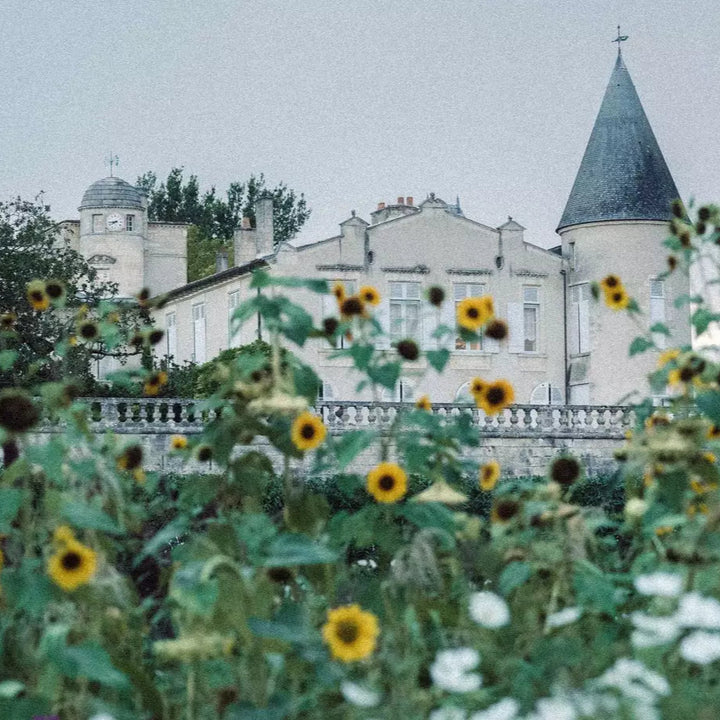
[106,213,123,231]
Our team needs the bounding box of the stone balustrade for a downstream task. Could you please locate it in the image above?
[40,398,635,439]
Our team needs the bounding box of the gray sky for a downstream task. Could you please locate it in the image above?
[1,0,718,249]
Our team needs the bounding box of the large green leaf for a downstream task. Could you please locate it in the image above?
[55,642,129,689]
[629,336,654,357]
[499,561,531,596]
[696,390,720,425]
[170,561,219,617]
[0,488,23,533]
[250,270,328,293]
[262,534,338,567]
[60,499,122,535]
[368,361,400,390]
[333,430,377,470]
[425,349,450,373]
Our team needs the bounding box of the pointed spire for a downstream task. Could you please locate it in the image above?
[557,54,681,231]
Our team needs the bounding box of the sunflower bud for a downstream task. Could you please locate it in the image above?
[427,286,445,307]
[0,390,40,433]
[396,339,420,361]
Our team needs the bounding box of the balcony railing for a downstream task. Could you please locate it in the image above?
[39,398,635,439]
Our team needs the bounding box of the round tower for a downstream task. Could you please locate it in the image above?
[558,52,691,405]
[78,176,147,298]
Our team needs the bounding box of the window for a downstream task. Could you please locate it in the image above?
[530,382,563,405]
[92,214,103,233]
[389,281,421,342]
[125,214,135,231]
[192,302,206,363]
[650,279,666,349]
[569,283,590,355]
[322,280,356,348]
[318,382,334,401]
[95,268,110,283]
[523,287,539,352]
[228,290,241,347]
[382,378,415,402]
[454,282,485,350]
[166,312,177,359]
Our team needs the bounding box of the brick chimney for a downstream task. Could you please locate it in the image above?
[233,197,275,265]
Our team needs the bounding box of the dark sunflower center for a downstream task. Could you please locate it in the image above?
[612,292,622,302]
[606,277,619,288]
[486,387,505,405]
[467,307,479,319]
[301,423,316,439]
[551,458,580,485]
[30,290,44,301]
[482,467,493,481]
[46,283,62,298]
[80,324,97,338]
[336,620,359,644]
[496,500,518,520]
[61,551,82,571]
[379,474,395,491]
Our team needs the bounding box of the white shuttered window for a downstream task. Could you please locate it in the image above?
[650,279,666,350]
[166,312,177,360]
[192,302,206,363]
[570,284,590,355]
[389,282,421,342]
[228,290,241,348]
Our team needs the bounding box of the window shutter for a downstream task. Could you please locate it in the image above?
[422,307,439,350]
[484,334,500,353]
[375,297,391,349]
[507,302,524,353]
[440,298,456,350]
[578,299,590,353]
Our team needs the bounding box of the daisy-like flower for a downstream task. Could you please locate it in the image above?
[605,287,630,311]
[359,285,380,306]
[340,295,365,319]
[634,572,683,598]
[479,460,500,491]
[477,380,515,415]
[366,461,407,503]
[321,604,379,662]
[340,680,381,708]
[676,592,720,629]
[430,707,466,720]
[457,296,494,332]
[26,280,49,311]
[599,274,622,292]
[680,631,720,665]
[549,455,581,486]
[468,591,510,628]
[630,612,680,648]
[291,411,327,451]
[170,435,188,450]
[415,395,432,411]
[332,282,347,303]
[144,370,168,396]
[136,287,151,307]
[47,535,98,592]
[430,648,482,693]
[468,698,519,720]
[470,377,486,397]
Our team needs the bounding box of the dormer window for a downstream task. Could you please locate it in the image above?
[125,214,135,231]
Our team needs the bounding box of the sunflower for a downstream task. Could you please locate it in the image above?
[0,312,16,330]
[0,390,40,433]
[47,537,97,592]
[415,395,432,411]
[366,462,407,503]
[599,274,622,292]
[44,279,66,304]
[340,296,365,319]
[604,287,630,311]
[396,339,419,361]
[470,377,486,397]
[549,455,581,486]
[427,285,445,306]
[332,282,347,303]
[484,318,508,341]
[77,320,99,342]
[477,379,515,415]
[491,498,520,524]
[322,604,380,662]
[196,444,213,462]
[170,435,188,450]
[291,412,327,451]
[707,424,720,440]
[144,371,168,396]
[657,348,680,369]
[479,460,501,491]
[136,287,151,307]
[26,280,49,311]
[457,296,493,332]
[359,285,380,306]
[117,444,143,471]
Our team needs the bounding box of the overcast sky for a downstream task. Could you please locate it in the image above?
[1,0,718,249]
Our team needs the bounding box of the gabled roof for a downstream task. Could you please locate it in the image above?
[557,54,681,231]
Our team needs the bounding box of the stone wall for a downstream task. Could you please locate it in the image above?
[30,398,630,479]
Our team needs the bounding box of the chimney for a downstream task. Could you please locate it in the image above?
[406,196,413,206]
[377,202,386,210]
[255,194,274,256]
[241,216,252,229]
[397,196,404,205]
[215,250,228,273]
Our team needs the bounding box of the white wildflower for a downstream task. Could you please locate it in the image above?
[340,680,381,707]
[625,497,648,519]
[630,612,680,648]
[469,697,519,720]
[676,592,720,629]
[89,715,117,720]
[679,630,720,665]
[546,606,582,628]
[430,648,482,693]
[430,706,467,720]
[535,697,577,720]
[634,571,683,598]
[595,658,669,705]
[468,591,510,628]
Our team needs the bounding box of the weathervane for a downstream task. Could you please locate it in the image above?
[612,25,629,56]
[106,153,119,176]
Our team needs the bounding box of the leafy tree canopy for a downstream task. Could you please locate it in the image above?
[136,168,311,282]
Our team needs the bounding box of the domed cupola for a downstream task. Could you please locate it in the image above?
[79,176,144,211]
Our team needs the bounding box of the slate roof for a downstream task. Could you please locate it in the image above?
[557,55,681,231]
[79,176,145,210]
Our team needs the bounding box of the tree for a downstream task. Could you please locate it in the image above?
[0,198,139,390]
[136,169,311,281]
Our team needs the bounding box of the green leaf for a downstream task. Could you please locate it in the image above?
[696,391,720,425]
[350,343,374,371]
[60,499,122,535]
[368,361,400,390]
[399,503,456,538]
[262,533,338,567]
[674,293,704,308]
[692,307,720,334]
[233,512,278,564]
[333,430,377,470]
[573,560,616,613]
[250,269,328,293]
[629,336,654,357]
[426,349,450,372]
[57,642,129,689]
[248,604,313,644]
[0,488,23,533]
[291,360,320,403]
[2,562,54,618]
[649,322,670,336]
[137,516,189,563]
[170,561,219,617]
[499,561,531,596]
[0,350,17,371]
[280,301,314,346]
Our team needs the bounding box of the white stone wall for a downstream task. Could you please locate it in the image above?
[145,223,187,296]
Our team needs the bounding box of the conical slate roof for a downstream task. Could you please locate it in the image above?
[79,176,144,210]
[557,54,681,231]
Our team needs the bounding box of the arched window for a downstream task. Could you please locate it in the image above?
[529,382,563,405]
[454,382,474,404]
